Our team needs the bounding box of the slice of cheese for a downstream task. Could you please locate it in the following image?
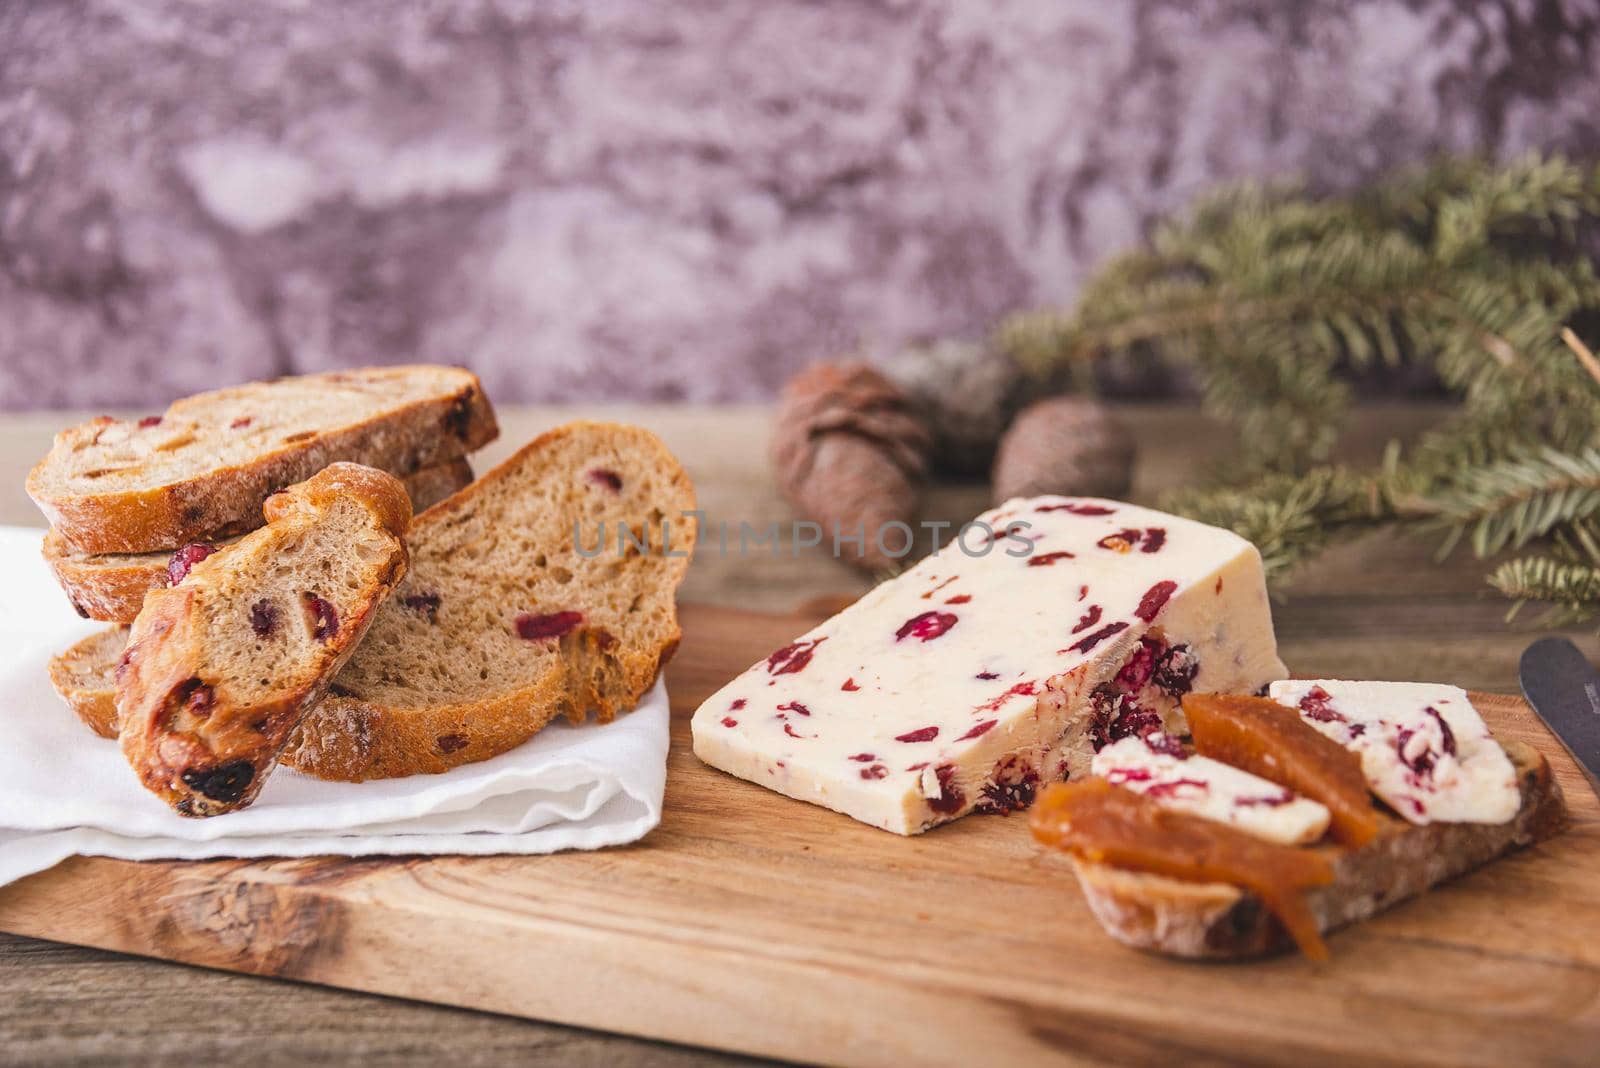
[1092,733,1331,845]
[691,496,1287,834]
[1267,679,1519,825]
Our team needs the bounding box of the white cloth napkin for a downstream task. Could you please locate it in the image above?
[0,526,669,887]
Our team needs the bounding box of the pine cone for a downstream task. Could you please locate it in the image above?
[771,363,933,570]
[992,396,1135,503]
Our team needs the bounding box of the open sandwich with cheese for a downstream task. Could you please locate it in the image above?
[688,496,1568,960]
[1032,683,1565,960]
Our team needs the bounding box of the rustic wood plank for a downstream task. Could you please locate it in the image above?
[0,931,756,1067]
[1,602,1596,1067]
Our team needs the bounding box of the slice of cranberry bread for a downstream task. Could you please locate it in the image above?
[44,458,474,623]
[117,463,412,816]
[279,421,696,780]
[29,365,495,555]
[48,626,129,739]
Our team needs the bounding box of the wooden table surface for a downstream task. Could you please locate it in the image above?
[2,402,1594,1066]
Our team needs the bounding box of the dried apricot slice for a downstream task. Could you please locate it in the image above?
[1032,779,1335,959]
[1183,693,1380,846]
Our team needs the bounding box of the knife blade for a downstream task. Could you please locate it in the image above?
[1519,636,1600,792]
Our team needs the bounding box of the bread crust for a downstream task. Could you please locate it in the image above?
[116,464,412,815]
[29,366,496,555]
[1067,739,1566,958]
[294,629,681,780]
[47,626,128,739]
[43,458,473,623]
[259,461,414,536]
[397,456,476,514]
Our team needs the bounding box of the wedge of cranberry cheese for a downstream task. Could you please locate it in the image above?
[1267,680,1519,825]
[1091,733,1331,845]
[691,496,1288,834]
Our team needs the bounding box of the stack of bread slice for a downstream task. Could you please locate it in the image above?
[33,367,697,816]
[34,366,496,623]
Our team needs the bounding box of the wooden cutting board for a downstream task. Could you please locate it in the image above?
[1,603,1597,1066]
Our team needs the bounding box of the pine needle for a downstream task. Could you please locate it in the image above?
[1424,446,1600,556]
[1489,556,1600,626]
[1564,328,1600,389]
[1162,467,1387,588]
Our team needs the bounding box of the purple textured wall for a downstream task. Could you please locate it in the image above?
[2,0,1597,409]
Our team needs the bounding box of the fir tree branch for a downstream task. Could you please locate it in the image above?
[999,154,1600,483]
[1488,556,1600,626]
[1423,446,1600,557]
[990,153,1600,627]
[1161,467,1391,587]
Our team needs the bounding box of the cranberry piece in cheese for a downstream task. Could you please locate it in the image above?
[1093,735,1331,845]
